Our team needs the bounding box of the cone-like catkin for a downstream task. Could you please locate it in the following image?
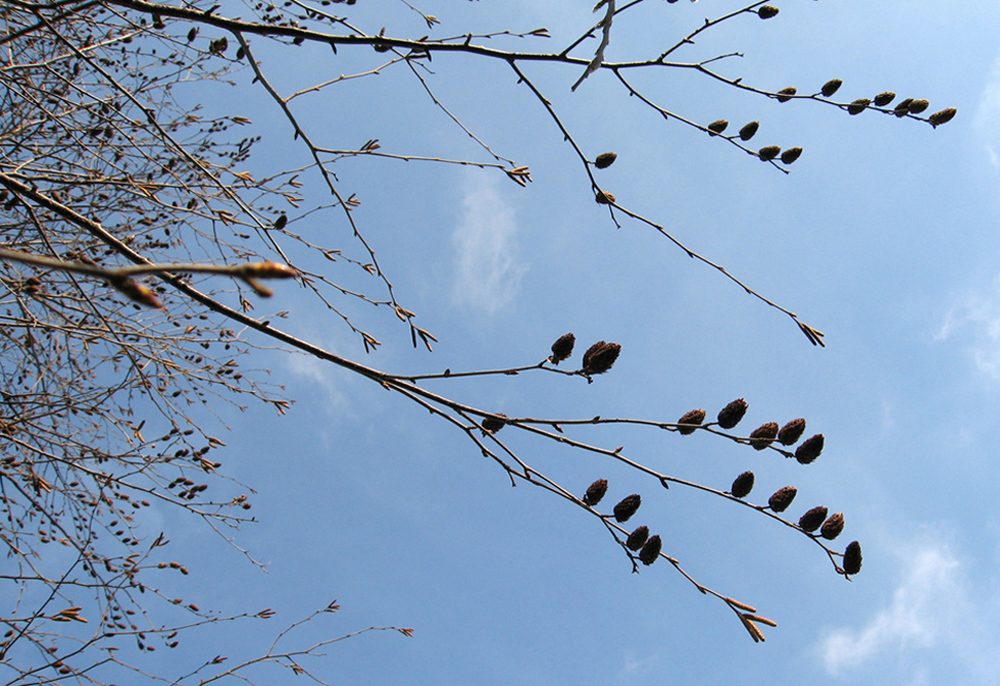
[707,119,729,135]
[739,121,760,141]
[795,434,824,464]
[717,398,748,429]
[749,422,779,450]
[758,145,781,161]
[626,525,649,551]
[638,534,662,565]
[843,541,863,575]
[780,147,803,165]
[873,91,896,106]
[798,506,828,532]
[731,471,755,499]
[776,87,796,103]
[758,5,779,19]
[595,152,617,169]
[595,191,616,204]
[908,99,930,114]
[929,107,957,127]
[582,341,621,375]
[677,409,706,435]
[821,78,843,97]
[613,494,641,523]
[778,418,806,446]
[583,479,608,507]
[847,98,871,115]
[768,486,797,513]
[820,512,845,540]
[550,333,575,364]
[482,414,507,433]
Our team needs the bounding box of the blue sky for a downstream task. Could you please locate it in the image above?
[132,1,1000,684]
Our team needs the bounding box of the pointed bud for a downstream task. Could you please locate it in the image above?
[821,512,845,540]
[613,494,641,523]
[749,422,779,450]
[717,398,748,429]
[928,107,957,127]
[595,152,617,169]
[843,541,863,575]
[758,145,781,161]
[758,5,779,19]
[731,471,755,499]
[739,121,760,141]
[780,147,803,165]
[583,479,608,506]
[907,99,930,114]
[777,418,806,445]
[707,119,729,135]
[873,91,896,107]
[776,87,796,103]
[820,78,843,98]
[847,98,871,115]
[676,409,706,435]
[638,534,662,565]
[626,525,649,551]
[795,434,824,464]
[798,505,828,532]
[582,341,621,375]
[767,486,797,513]
[550,333,575,364]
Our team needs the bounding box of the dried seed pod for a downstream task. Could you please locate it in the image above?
[894,97,915,117]
[550,333,575,364]
[821,512,845,540]
[758,145,781,161]
[820,78,843,97]
[749,422,779,450]
[482,414,507,433]
[583,479,608,506]
[626,525,649,551]
[929,107,957,127]
[777,418,806,446]
[638,534,662,565]
[847,98,871,115]
[707,119,729,135]
[613,494,641,523]
[676,408,706,435]
[595,152,617,169]
[843,541,863,575]
[798,505,828,532]
[717,398,748,429]
[595,190,616,204]
[731,471,755,499]
[767,486,797,513]
[758,5,779,19]
[873,91,896,107]
[582,341,621,375]
[776,87,797,103]
[795,434,824,464]
[907,99,930,114]
[739,121,760,141]
[780,147,803,165]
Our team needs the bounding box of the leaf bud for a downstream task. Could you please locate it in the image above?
[798,505,828,532]
[794,434,824,464]
[613,494,641,523]
[638,535,662,565]
[843,541,863,575]
[777,418,806,445]
[758,145,781,161]
[873,91,896,107]
[779,147,802,165]
[758,6,779,19]
[549,333,575,364]
[594,152,617,169]
[929,107,957,127]
[749,422,779,450]
[717,398,748,429]
[821,512,845,540]
[776,87,796,103]
[583,479,608,506]
[582,341,621,375]
[767,486,797,512]
[676,408,706,435]
[847,98,871,115]
[626,525,649,551]
[731,471,755,499]
[820,78,843,97]
[739,121,760,141]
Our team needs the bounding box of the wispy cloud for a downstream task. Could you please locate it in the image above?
[975,52,1000,168]
[936,276,1000,378]
[452,169,527,315]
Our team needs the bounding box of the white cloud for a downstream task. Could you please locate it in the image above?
[936,276,1000,378]
[975,53,1000,168]
[451,169,527,315]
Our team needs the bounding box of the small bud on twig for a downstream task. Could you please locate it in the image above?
[749,422,778,450]
[758,6,779,19]
[821,79,843,97]
[582,341,621,375]
[676,408,706,435]
[820,512,845,540]
[847,98,871,115]
[758,145,780,161]
[873,91,896,107]
[907,99,930,114]
[583,479,608,506]
[613,494,641,523]
[739,121,760,141]
[798,505,828,532]
[717,398,748,429]
[928,107,957,127]
[707,119,729,135]
[777,418,806,446]
[595,190,616,204]
[775,87,796,103]
[482,414,507,433]
[843,541,863,575]
[731,471,755,499]
[638,534,662,565]
[549,333,575,364]
[767,486,797,512]
[594,152,617,169]
[626,525,649,551]
[794,434,824,464]
[780,147,803,165]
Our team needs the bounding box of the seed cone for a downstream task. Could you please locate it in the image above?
[843,541,863,575]
[798,506,828,533]
[626,525,650,551]
[482,414,507,433]
[731,471,755,499]
[550,333,575,364]
[847,98,871,115]
[821,512,845,540]
[776,87,797,103]
[768,486,797,513]
[739,121,760,141]
[749,422,779,450]
[758,5,779,19]
[582,341,621,375]
[595,152,617,169]
[638,534,662,565]
[795,434,824,464]
[874,91,896,106]
[778,418,806,446]
[583,479,608,506]
[613,494,641,523]
[929,107,957,127]
[780,147,803,165]
[821,78,843,97]
[758,145,781,161]
[676,408,706,435]
[707,119,729,135]
[717,398,748,429]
